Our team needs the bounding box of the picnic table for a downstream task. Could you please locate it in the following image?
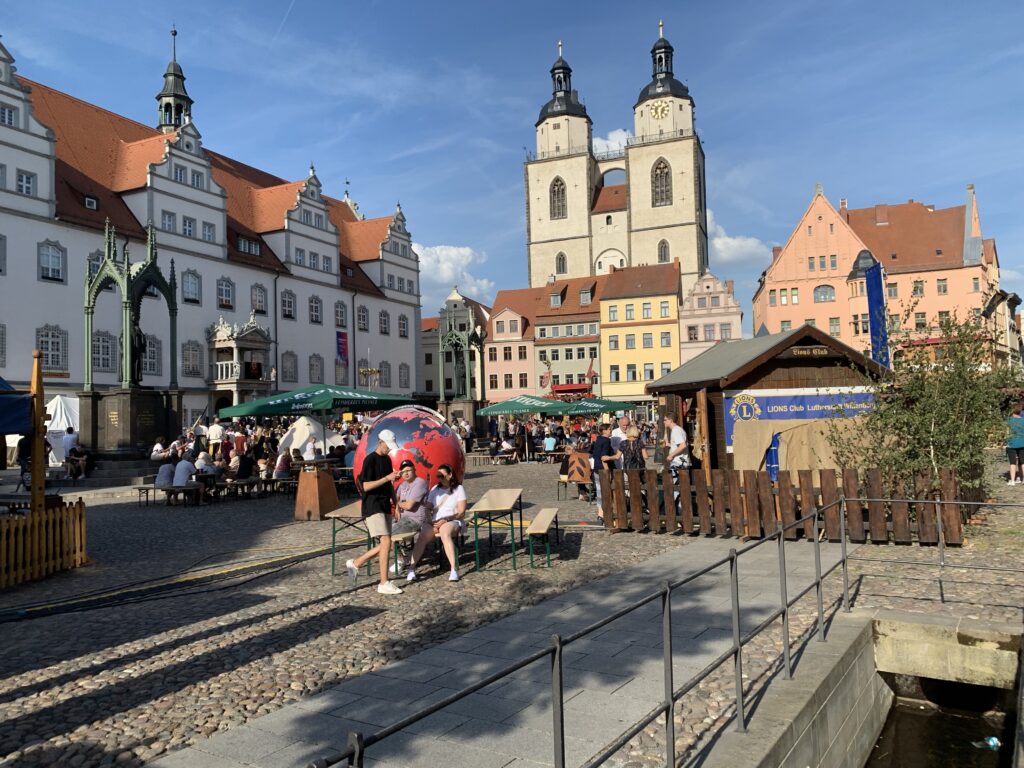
[469,487,524,571]
[326,500,372,576]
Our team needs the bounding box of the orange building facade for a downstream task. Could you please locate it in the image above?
[751,185,1020,364]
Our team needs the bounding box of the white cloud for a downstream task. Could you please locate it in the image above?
[413,242,496,315]
[707,209,773,266]
[592,129,633,154]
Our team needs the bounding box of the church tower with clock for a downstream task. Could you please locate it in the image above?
[525,23,709,295]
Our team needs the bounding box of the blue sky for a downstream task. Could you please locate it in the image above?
[5,1,1023,325]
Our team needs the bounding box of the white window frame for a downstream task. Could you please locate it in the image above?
[216,277,235,310]
[161,210,176,232]
[92,331,117,372]
[379,310,390,335]
[251,283,267,314]
[398,314,409,338]
[379,361,391,388]
[143,335,162,376]
[281,290,296,320]
[16,170,36,196]
[309,296,323,324]
[36,325,69,372]
[357,305,369,331]
[202,222,216,242]
[335,301,347,328]
[182,216,195,238]
[181,340,203,378]
[281,351,298,382]
[309,354,324,384]
[399,363,410,389]
[182,269,202,304]
[38,241,67,284]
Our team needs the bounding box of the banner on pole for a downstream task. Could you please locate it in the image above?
[336,331,349,368]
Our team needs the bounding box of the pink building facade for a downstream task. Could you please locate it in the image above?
[679,272,744,363]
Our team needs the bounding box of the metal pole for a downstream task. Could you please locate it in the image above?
[729,548,746,732]
[777,522,792,679]
[934,494,946,604]
[347,731,364,768]
[662,583,677,766]
[839,496,851,613]
[551,635,566,768]
[812,509,825,642]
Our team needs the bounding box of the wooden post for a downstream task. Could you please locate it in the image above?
[712,470,728,537]
[697,388,712,486]
[728,469,744,538]
[777,471,797,540]
[797,469,816,539]
[819,469,841,541]
[694,471,712,535]
[645,469,660,533]
[756,472,775,537]
[938,469,962,546]
[891,478,912,544]
[866,469,887,543]
[627,469,645,531]
[742,470,760,538]
[30,351,45,521]
[661,469,677,533]
[915,470,938,544]
[678,470,693,533]
[842,468,865,543]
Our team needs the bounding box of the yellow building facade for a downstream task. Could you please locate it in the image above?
[599,262,681,402]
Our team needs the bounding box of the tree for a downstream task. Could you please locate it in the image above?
[825,314,1018,495]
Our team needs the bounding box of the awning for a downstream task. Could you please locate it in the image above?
[478,395,573,417]
[552,383,591,393]
[218,385,413,418]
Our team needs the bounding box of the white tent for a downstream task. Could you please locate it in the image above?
[4,394,80,467]
[45,395,80,466]
[277,416,346,456]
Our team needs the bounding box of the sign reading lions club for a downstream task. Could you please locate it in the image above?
[723,389,874,447]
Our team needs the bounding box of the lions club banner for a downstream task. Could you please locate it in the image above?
[723,389,873,448]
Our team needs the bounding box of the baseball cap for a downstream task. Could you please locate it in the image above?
[399,459,415,471]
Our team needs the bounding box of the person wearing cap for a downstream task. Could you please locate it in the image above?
[388,460,430,575]
[347,435,403,594]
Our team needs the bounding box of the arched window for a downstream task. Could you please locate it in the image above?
[216,277,235,310]
[143,335,161,376]
[281,351,298,382]
[335,301,347,328]
[398,314,409,338]
[182,270,202,304]
[658,240,670,263]
[36,325,68,372]
[335,357,349,386]
[379,310,390,335]
[555,252,567,274]
[357,357,369,386]
[549,177,567,219]
[398,363,410,389]
[357,305,369,331]
[309,296,323,324]
[813,285,836,303]
[309,354,324,384]
[251,284,267,314]
[92,331,117,372]
[280,290,296,319]
[181,340,203,378]
[38,241,67,283]
[651,159,672,207]
[379,361,392,388]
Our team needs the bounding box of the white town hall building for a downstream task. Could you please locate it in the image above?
[0,33,421,424]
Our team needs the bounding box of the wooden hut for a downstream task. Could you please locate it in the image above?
[648,325,886,475]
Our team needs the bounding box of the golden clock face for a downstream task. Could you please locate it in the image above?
[651,100,670,119]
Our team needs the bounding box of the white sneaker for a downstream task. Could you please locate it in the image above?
[377,580,403,595]
[388,557,405,575]
[1009,479,1017,486]
[345,559,358,587]
[406,568,417,582]
[448,570,460,582]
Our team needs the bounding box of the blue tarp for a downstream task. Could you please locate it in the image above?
[0,393,33,434]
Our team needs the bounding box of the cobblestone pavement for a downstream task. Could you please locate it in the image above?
[2,455,1023,768]
[0,462,682,767]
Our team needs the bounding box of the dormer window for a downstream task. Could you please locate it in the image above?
[0,104,17,126]
[238,236,261,256]
[580,289,591,306]
[84,196,98,211]
[314,213,324,229]
[302,209,312,225]
[550,293,561,308]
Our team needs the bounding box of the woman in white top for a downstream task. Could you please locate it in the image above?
[405,464,466,583]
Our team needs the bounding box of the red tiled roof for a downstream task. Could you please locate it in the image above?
[601,262,680,300]
[592,184,627,214]
[21,77,392,286]
[843,201,966,275]
[421,317,439,332]
[337,216,392,262]
[338,253,384,297]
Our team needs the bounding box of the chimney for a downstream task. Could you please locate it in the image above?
[907,198,914,204]
[926,204,935,211]
[771,246,782,262]
[874,204,888,225]
[839,198,847,211]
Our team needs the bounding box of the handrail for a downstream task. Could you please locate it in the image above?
[309,494,1022,768]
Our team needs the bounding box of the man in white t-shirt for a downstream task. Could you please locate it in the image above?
[207,418,225,459]
[664,412,688,479]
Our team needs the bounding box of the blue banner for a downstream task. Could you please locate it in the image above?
[724,392,874,447]
[865,262,890,367]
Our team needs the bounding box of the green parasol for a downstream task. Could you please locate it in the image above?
[477,395,573,417]
[567,397,627,416]
[217,384,413,419]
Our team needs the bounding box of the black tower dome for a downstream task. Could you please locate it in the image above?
[536,40,591,127]
[156,26,193,131]
[635,21,692,108]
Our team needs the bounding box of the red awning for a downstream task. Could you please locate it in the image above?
[552,383,592,393]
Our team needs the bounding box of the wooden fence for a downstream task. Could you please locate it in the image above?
[597,467,963,546]
[1,498,88,589]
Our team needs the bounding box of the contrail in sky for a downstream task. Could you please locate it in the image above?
[271,0,299,45]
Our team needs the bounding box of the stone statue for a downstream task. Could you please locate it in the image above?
[130,322,147,386]
[454,352,467,398]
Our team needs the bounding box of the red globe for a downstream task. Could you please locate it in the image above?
[352,405,465,489]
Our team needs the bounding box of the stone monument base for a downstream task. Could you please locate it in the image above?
[78,388,184,459]
[437,399,484,434]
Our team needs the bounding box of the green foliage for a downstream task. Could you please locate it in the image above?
[825,314,1019,494]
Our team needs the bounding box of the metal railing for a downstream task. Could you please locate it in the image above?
[310,494,1024,768]
[626,128,697,147]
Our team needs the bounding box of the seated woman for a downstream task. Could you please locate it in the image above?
[405,464,466,583]
[154,455,175,487]
[150,437,169,462]
[272,449,292,479]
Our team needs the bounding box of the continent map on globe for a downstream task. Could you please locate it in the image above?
[351,405,465,488]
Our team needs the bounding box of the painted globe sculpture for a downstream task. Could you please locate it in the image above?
[352,405,465,487]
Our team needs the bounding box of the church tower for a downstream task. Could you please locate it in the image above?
[625,21,708,294]
[155,27,193,132]
[525,42,594,288]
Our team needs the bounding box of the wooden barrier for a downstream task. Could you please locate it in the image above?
[1,498,88,589]
[600,468,964,546]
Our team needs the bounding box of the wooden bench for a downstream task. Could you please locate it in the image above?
[137,475,158,506]
[155,484,201,505]
[527,507,560,568]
